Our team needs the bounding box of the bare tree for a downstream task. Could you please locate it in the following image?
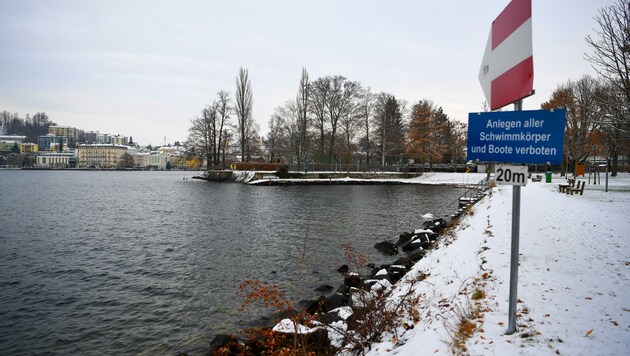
[541,76,600,175]
[294,68,311,169]
[443,120,468,170]
[585,0,630,174]
[339,98,360,173]
[188,103,218,168]
[266,112,287,163]
[216,90,232,168]
[593,83,629,175]
[585,0,630,105]
[325,76,360,164]
[309,76,330,163]
[357,87,375,168]
[235,67,253,162]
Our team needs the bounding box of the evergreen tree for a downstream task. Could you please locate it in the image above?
[374,94,405,166]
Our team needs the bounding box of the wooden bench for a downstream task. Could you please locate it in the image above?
[531,174,542,182]
[567,180,585,195]
[558,179,575,193]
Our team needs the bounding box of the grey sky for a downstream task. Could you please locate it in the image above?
[0,0,613,146]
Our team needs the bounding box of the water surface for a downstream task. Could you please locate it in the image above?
[0,170,467,355]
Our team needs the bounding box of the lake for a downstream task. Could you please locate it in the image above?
[0,170,468,355]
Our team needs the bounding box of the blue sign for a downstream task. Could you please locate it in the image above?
[467,109,566,164]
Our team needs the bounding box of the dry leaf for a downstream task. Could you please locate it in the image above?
[585,329,593,337]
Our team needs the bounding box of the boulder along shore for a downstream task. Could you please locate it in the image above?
[205,178,488,354]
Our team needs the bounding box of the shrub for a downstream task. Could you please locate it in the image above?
[276,165,290,178]
[232,162,281,171]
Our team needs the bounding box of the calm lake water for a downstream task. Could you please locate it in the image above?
[0,170,468,355]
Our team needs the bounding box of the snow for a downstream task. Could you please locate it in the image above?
[414,229,434,235]
[272,318,319,334]
[365,173,630,356]
[331,306,354,321]
[247,172,489,186]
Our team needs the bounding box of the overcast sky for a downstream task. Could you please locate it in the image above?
[0,0,613,146]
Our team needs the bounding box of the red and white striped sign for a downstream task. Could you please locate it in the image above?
[478,0,533,110]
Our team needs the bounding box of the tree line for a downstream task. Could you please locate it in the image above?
[189,1,628,175]
[542,0,629,176]
[0,111,55,143]
[188,68,468,171]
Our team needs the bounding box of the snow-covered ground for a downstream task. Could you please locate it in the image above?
[246,171,489,186]
[365,172,630,355]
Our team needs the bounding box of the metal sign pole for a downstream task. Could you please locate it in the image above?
[507,99,523,334]
[507,184,521,334]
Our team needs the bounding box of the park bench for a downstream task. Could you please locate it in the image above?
[566,180,585,195]
[558,178,575,193]
[531,174,542,182]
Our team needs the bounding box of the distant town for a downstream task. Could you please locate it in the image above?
[0,113,205,170]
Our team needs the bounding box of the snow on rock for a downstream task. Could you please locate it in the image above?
[231,170,256,183]
[413,228,434,234]
[370,279,392,293]
[367,174,630,355]
[330,306,353,321]
[272,318,319,334]
[327,320,349,349]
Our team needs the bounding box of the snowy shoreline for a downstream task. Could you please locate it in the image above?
[365,172,630,355]
[208,172,630,355]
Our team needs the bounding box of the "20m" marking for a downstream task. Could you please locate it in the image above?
[494,165,528,186]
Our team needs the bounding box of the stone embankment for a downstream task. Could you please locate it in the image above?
[206,185,488,354]
[194,170,423,184]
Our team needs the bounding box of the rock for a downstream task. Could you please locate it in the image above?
[392,257,414,270]
[336,285,350,296]
[387,265,407,274]
[374,241,399,256]
[396,231,414,246]
[344,274,362,289]
[322,293,346,312]
[387,265,407,283]
[424,218,448,233]
[401,239,422,253]
[208,334,240,354]
[314,284,334,293]
[408,250,426,262]
[418,234,432,249]
[299,296,326,314]
[362,279,379,289]
[304,328,330,353]
[337,264,349,274]
[321,305,353,324]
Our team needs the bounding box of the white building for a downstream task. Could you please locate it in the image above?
[148,153,167,169]
[37,152,75,168]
